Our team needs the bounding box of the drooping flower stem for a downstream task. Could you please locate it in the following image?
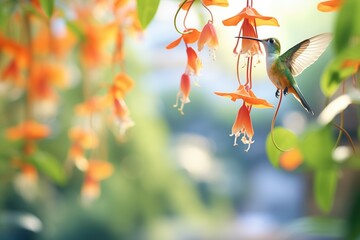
[236,54,242,84]
[246,57,253,89]
[333,82,356,153]
[200,1,214,23]
[271,90,292,152]
[174,0,193,34]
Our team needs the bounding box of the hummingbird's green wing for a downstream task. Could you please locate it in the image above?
[281,33,332,77]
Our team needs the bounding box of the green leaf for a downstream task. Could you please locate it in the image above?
[345,187,360,240]
[321,45,360,97]
[27,150,66,185]
[136,0,160,29]
[39,0,54,18]
[300,124,335,169]
[334,0,360,53]
[266,127,298,168]
[314,169,338,213]
[287,217,344,238]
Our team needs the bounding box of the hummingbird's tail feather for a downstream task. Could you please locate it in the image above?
[289,85,314,115]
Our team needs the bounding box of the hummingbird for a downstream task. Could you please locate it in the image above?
[237,33,332,115]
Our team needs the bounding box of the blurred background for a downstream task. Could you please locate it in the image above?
[0,0,359,239]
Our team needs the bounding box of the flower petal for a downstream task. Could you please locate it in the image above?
[202,0,229,7]
[215,85,273,108]
[198,22,218,51]
[317,0,342,12]
[166,36,183,49]
[183,29,200,44]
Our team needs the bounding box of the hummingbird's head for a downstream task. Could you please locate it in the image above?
[262,38,281,55]
[236,36,281,56]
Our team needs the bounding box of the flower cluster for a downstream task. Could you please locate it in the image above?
[0,0,141,201]
[216,1,278,151]
[166,0,227,114]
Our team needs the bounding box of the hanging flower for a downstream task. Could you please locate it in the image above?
[222,6,279,27]
[108,73,135,137]
[198,21,219,57]
[317,0,342,12]
[186,46,202,75]
[215,85,273,151]
[6,121,51,141]
[68,127,99,170]
[239,18,261,56]
[231,103,254,151]
[174,73,191,115]
[81,160,113,202]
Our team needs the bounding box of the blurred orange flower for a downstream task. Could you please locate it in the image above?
[81,160,113,201]
[280,148,303,171]
[29,62,68,102]
[6,121,51,140]
[317,0,342,12]
[0,34,29,68]
[68,128,99,170]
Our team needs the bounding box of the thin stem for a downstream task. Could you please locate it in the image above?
[334,82,345,148]
[271,90,292,152]
[236,53,241,85]
[182,1,194,29]
[173,0,192,34]
[200,1,214,23]
[233,27,242,55]
[333,124,356,153]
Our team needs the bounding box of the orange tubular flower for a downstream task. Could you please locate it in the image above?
[81,160,113,201]
[6,121,51,141]
[186,46,202,75]
[317,0,342,12]
[68,127,99,170]
[239,18,261,56]
[174,73,191,115]
[215,85,273,151]
[231,103,254,151]
[198,21,219,54]
[223,6,279,55]
[280,148,303,171]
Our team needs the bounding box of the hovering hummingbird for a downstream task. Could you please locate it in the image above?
[238,33,332,115]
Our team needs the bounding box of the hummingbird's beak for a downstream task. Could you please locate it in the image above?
[236,36,264,43]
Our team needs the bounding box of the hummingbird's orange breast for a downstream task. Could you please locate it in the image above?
[267,59,292,90]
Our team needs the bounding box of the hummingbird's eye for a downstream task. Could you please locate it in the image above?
[269,38,275,44]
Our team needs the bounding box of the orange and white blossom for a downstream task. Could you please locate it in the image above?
[215,85,273,151]
[173,73,191,115]
[81,160,114,202]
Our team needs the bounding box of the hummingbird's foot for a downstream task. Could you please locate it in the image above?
[275,89,280,98]
[284,87,289,96]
